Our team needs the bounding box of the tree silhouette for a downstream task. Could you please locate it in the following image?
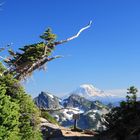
[127,86,138,103]
[104,86,140,140]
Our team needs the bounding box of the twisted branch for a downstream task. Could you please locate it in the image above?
[2,21,92,80]
[54,20,92,45]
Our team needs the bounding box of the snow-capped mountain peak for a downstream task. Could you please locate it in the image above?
[72,84,107,98]
[46,93,54,99]
[67,84,123,104]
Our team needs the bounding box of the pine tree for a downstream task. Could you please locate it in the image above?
[0,22,92,139]
[127,86,138,103]
[18,93,42,140]
[0,85,20,140]
[104,86,139,140]
[3,21,92,80]
[4,28,57,80]
[0,63,42,140]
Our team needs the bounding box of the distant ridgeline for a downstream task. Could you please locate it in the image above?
[34,89,110,131]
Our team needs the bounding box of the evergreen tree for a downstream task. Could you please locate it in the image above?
[0,63,42,140]
[104,86,140,140]
[127,86,138,103]
[4,28,57,80]
[0,85,20,140]
[0,23,91,139]
[2,21,92,80]
[18,93,42,140]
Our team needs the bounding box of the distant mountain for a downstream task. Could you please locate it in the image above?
[60,108,107,131]
[34,84,124,110]
[34,91,62,109]
[34,91,109,130]
[78,109,107,130]
[62,94,107,112]
[68,84,124,104]
[34,84,126,130]
[60,94,108,130]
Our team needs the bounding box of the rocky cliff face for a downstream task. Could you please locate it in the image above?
[34,91,61,109]
[62,94,107,111]
[34,91,109,130]
[34,84,124,110]
[62,94,93,111]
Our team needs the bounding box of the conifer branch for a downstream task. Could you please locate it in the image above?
[3,21,92,80]
[15,55,62,80]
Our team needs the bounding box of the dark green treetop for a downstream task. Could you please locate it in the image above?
[0,63,42,140]
[127,86,138,103]
[104,86,139,140]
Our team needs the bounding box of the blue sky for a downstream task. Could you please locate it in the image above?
[0,0,140,97]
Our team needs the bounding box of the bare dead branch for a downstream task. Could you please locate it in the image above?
[54,20,92,45]
[3,21,92,80]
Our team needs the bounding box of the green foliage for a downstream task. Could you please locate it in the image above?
[18,42,46,62]
[41,110,59,125]
[4,28,57,80]
[40,28,56,43]
[0,85,20,140]
[0,62,5,73]
[18,93,42,140]
[104,86,139,139]
[0,62,42,140]
[127,86,138,103]
[0,73,23,99]
[0,27,58,139]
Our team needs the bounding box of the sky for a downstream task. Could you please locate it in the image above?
[0,0,140,97]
